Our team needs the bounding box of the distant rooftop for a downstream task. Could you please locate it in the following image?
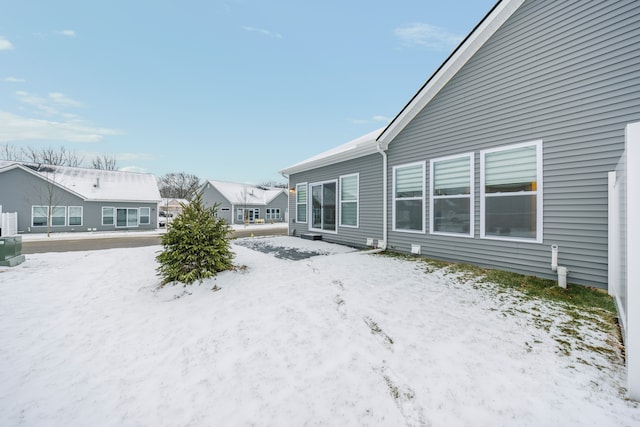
[204,179,286,205]
[0,160,161,202]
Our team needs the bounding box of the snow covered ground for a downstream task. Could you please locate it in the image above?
[1,236,638,426]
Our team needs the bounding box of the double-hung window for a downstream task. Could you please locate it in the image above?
[430,153,474,237]
[481,141,542,242]
[139,207,150,225]
[51,206,66,226]
[68,206,83,226]
[339,174,359,227]
[296,183,307,223]
[32,206,48,227]
[102,207,115,225]
[310,181,337,232]
[393,162,425,233]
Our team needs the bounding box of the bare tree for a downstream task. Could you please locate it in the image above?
[23,164,64,237]
[91,154,118,170]
[259,180,287,189]
[22,146,84,167]
[0,143,23,161]
[158,172,201,200]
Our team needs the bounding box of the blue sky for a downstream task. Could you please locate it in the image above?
[0,0,495,184]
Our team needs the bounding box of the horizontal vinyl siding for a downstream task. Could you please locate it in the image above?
[0,168,158,233]
[386,0,640,288]
[201,185,234,223]
[288,153,383,248]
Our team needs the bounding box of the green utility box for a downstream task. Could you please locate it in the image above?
[0,236,25,267]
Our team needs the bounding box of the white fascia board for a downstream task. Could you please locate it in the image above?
[377,0,524,149]
[280,127,384,175]
[280,141,378,175]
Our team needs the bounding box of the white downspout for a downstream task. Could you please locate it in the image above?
[281,172,291,235]
[551,244,568,289]
[376,142,388,250]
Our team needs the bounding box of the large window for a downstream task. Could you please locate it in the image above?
[393,162,425,233]
[310,181,337,232]
[68,206,83,226]
[296,183,307,223]
[481,141,542,242]
[102,207,114,225]
[339,174,359,227]
[32,206,48,227]
[430,154,473,237]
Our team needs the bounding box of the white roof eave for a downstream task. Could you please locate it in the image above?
[280,143,379,175]
[280,127,384,175]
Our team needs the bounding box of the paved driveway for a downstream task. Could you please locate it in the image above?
[22,227,288,254]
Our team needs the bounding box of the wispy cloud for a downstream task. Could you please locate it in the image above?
[3,90,120,143]
[0,111,122,143]
[5,77,26,83]
[394,23,463,50]
[241,26,283,39]
[350,115,392,125]
[16,91,84,117]
[55,30,76,37]
[0,36,14,51]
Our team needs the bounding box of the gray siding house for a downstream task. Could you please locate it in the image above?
[281,128,385,247]
[281,0,640,290]
[0,161,162,234]
[200,180,288,225]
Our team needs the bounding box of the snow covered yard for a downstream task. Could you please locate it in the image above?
[0,237,638,426]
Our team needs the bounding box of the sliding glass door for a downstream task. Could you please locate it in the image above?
[310,181,336,232]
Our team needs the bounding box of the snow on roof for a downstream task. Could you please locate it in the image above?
[160,198,189,207]
[205,180,286,206]
[279,127,384,175]
[0,160,161,202]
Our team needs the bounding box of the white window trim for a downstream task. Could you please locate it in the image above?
[31,206,48,227]
[309,179,338,234]
[102,206,115,226]
[51,206,66,227]
[429,153,474,238]
[480,140,543,243]
[339,173,359,228]
[68,206,83,227]
[115,207,139,228]
[295,182,308,224]
[139,207,151,225]
[266,208,281,221]
[392,161,426,234]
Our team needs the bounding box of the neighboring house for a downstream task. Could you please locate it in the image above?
[159,198,189,217]
[0,161,162,233]
[200,180,288,225]
[281,0,640,290]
